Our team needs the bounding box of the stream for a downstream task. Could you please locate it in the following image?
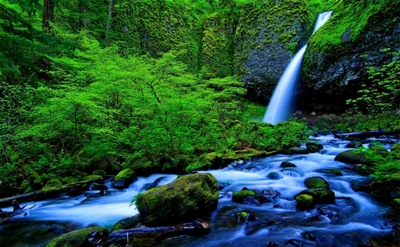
[0,135,397,247]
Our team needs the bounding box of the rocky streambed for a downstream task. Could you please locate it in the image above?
[1,134,399,247]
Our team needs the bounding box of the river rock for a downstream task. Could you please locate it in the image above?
[280,161,296,168]
[306,141,323,153]
[296,194,314,210]
[304,177,330,190]
[112,168,138,189]
[287,147,309,155]
[334,150,373,165]
[111,214,142,233]
[267,172,283,180]
[136,173,219,225]
[232,188,259,206]
[345,141,363,148]
[42,179,63,192]
[46,227,108,247]
[300,188,335,204]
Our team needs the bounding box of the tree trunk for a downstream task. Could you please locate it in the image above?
[106,0,115,46]
[42,0,55,31]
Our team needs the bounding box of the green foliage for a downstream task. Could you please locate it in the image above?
[347,49,400,114]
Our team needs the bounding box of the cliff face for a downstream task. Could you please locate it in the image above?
[233,0,310,104]
[300,0,400,111]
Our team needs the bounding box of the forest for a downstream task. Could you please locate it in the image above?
[0,0,400,246]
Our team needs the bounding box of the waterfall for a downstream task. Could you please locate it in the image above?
[262,11,333,124]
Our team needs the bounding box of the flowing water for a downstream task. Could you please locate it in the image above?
[263,11,332,124]
[0,135,396,247]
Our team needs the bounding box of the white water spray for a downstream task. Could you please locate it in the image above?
[263,11,332,124]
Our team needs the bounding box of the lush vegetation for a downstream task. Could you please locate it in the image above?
[0,0,312,198]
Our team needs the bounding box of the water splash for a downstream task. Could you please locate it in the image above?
[263,11,332,124]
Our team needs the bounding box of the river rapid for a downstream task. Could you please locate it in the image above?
[0,135,397,247]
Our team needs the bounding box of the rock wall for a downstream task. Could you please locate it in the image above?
[300,0,400,111]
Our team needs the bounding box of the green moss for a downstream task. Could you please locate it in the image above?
[46,227,108,247]
[232,190,255,203]
[136,173,219,225]
[42,178,62,192]
[295,194,314,210]
[328,169,343,176]
[111,215,142,233]
[22,164,42,185]
[115,168,135,182]
[82,175,103,183]
[304,177,329,189]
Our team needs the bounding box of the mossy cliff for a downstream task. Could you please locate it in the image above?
[300,0,400,111]
[233,0,310,104]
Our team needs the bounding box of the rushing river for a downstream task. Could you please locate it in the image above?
[0,135,397,246]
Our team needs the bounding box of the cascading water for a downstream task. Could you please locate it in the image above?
[263,11,333,124]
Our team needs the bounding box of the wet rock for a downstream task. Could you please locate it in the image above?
[267,172,283,180]
[46,227,108,247]
[90,183,108,191]
[284,238,305,247]
[281,168,304,177]
[304,177,330,190]
[300,188,335,204]
[142,176,166,191]
[234,211,248,223]
[111,214,142,233]
[287,147,309,155]
[296,194,314,210]
[260,190,281,203]
[306,141,323,153]
[345,141,364,148]
[315,169,343,176]
[350,178,374,193]
[280,161,296,168]
[317,207,339,220]
[301,231,316,241]
[42,179,63,192]
[334,150,375,166]
[233,189,259,205]
[112,168,138,189]
[136,173,218,225]
[267,241,278,247]
[87,230,103,245]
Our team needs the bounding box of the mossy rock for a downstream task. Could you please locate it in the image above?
[46,227,108,247]
[111,214,142,233]
[112,168,138,189]
[299,188,335,204]
[232,189,256,203]
[316,169,343,176]
[136,173,219,225]
[296,194,314,210]
[92,170,107,177]
[306,141,323,153]
[304,176,330,189]
[334,150,374,166]
[345,141,363,148]
[220,148,275,162]
[42,178,63,192]
[280,161,296,168]
[82,175,103,183]
[287,147,309,155]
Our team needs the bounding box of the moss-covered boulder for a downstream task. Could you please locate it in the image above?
[112,168,138,189]
[232,189,256,204]
[316,169,343,176]
[82,175,103,184]
[42,179,63,192]
[136,173,218,225]
[111,215,142,233]
[295,194,314,210]
[345,141,363,148]
[304,176,330,190]
[287,147,309,155]
[299,188,335,204]
[280,161,296,168]
[306,141,323,153]
[46,227,108,247]
[334,150,373,166]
